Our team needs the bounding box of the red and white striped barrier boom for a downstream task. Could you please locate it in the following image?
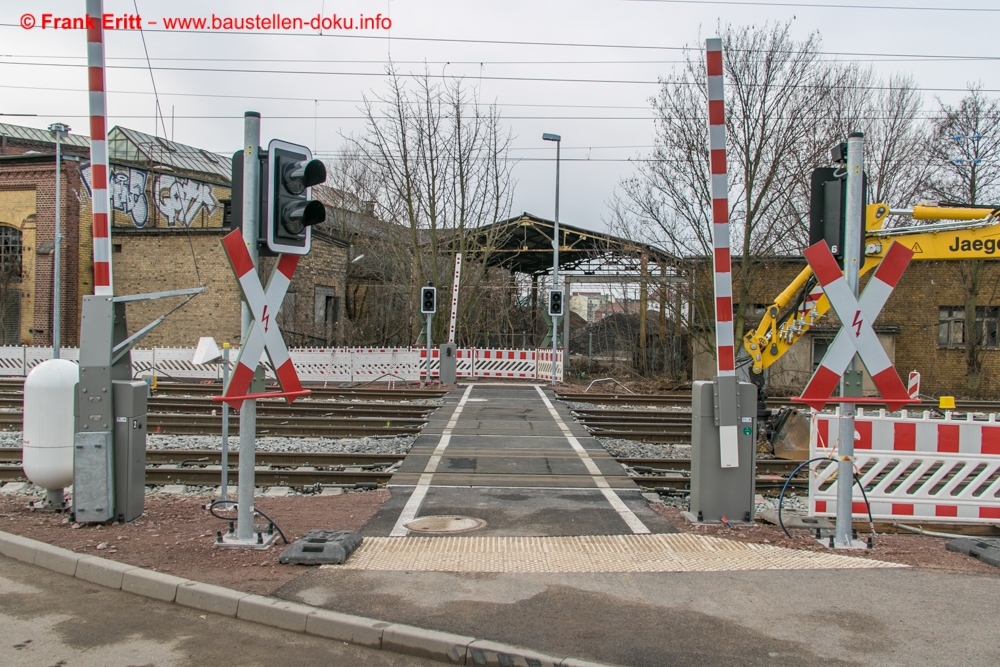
[86,0,112,295]
[449,253,462,344]
[706,37,740,467]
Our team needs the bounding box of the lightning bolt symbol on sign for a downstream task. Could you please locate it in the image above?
[262,305,270,333]
[852,310,863,337]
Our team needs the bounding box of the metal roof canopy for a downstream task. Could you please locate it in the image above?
[463,213,677,277]
[109,127,230,182]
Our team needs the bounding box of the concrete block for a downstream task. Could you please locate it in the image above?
[467,639,563,667]
[381,623,473,664]
[304,608,387,648]
[320,487,344,496]
[641,492,661,504]
[161,484,188,495]
[175,580,250,617]
[236,595,312,633]
[75,556,135,589]
[0,531,38,564]
[122,568,188,602]
[264,487,291,497]
[0,482,30,494]
[32,541,83,576]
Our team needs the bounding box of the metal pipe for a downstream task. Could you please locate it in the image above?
[237,112,261,543]
[48,123,69,358]
[836,131,865,549]
[220,343,230,501]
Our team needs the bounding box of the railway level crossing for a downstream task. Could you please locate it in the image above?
[364,384,674,538]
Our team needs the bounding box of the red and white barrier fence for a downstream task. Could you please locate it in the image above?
[0,346,563,383]
[811,409,1000,523]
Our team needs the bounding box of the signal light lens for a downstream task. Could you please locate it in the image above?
[283,159,327,195]
[282,199,326,235]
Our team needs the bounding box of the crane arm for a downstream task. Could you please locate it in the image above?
[743,203,1000,375]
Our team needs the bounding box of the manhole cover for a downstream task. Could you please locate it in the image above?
[404,515,487,534]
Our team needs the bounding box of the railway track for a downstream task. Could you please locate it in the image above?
[557,390,1000,413]
[0,411,425,438]
[0,447,807,490]
[0,379,448,402]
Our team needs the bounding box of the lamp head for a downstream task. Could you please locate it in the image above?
[542,133,561,142]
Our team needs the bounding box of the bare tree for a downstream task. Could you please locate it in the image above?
[824,67,931,207]
[609,22,837,359]
[927,85,1000,395]
[345,68,516,344]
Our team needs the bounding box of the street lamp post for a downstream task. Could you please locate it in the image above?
[48,123,70,359]
[542,132,561,382]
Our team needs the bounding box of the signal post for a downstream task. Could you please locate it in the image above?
[217,112,326,548]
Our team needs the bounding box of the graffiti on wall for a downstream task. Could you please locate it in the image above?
[82,163,222,228]
[81,163,151,227]
[154,174,219,227]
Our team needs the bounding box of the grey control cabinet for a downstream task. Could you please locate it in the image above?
[689,380,757,524]
[113,380,148,523]
[439,343,457,385]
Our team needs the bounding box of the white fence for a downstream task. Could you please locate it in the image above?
[810,408,1000,524]
[0,346,563,383]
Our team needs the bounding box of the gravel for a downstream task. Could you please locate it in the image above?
[562,400,690,413]
[598,438,691,459]
[1,431,414,455]
[146,433,414,455]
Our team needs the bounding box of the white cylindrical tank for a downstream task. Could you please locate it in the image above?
[23,359,78,490]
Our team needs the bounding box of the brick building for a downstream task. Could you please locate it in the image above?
[0,122,348,349]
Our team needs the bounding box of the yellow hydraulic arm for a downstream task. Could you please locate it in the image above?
[744,203,1000,376]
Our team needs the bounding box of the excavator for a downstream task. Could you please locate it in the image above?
[744,199,1000,458]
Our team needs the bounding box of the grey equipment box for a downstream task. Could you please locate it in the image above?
[689,380,757,524]
[439,343,457,385]
[113,380,148,523]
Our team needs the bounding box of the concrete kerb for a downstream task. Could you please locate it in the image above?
[0,530,615,667]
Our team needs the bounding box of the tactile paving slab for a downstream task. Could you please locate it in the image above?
[333,534,903,573]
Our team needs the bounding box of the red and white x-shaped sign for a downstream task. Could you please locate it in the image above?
[221,229,303,409]
[799,240,914,411]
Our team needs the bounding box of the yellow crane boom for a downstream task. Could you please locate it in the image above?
[744,203,1000,376]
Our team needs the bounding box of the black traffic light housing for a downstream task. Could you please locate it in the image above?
[421,285,437,314]
[809,142,867,264]
[548,289,564,317]
[267,139,327,255]
[229,140,327,256]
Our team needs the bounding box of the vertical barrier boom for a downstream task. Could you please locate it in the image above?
[706,38,740,468]
[86,0,113,295]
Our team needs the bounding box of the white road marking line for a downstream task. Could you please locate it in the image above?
[390,384,474,537]
[534,385,651,534]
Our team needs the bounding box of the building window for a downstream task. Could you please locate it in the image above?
[0,226,22,345]
[0,226,22,279]
[978,306,999,348]
[938,306,1000,348]
[811,337,831,372]
[939,307,964,346]
[314,286,340,346]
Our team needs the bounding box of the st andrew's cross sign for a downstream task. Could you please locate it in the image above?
[797,240,915,412]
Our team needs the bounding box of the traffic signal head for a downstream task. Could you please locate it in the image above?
[548,289,564,316]
[809,165,867,262]
[421,286,437,314]
[267,139,327,255]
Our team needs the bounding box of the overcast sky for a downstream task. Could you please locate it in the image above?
[2,0,998,232]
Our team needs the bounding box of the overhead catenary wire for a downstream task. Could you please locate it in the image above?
[0,59,995,94]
